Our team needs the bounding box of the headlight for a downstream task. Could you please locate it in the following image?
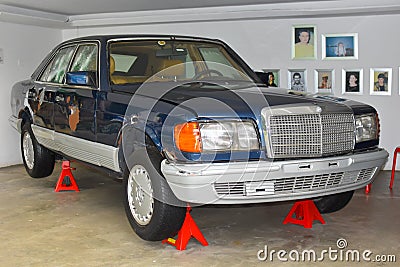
[199,122,233,151]
[174,120,259,152]
[355,114,378,143]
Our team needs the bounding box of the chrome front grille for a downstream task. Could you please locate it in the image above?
[267,113,355,158]
[321,114,355,155]
[214,182,245,196]
[274,172,343,192]
[213,168,376,197]
[269,114,321,157]
[356,168,377,181]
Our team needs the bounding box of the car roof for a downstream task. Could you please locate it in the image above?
[61,34,224,45]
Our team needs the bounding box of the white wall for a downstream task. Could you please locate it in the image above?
[62,14,400,170]
[0,22,61,167]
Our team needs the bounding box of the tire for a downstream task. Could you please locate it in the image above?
[21,122,55,178]
[313,190,354,214]
[123,147,186,241]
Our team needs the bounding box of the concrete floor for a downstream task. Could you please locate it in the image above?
[0,163,399,267]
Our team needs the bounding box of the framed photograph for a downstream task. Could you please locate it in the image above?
[322,33,358,60]
[342,69,363,95]
[314,69,334,94]
[288,69,307,92]
[370,68,392,95]
[261,69,280,87]
[292,25,317,60]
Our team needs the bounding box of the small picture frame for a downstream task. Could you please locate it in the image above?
[314,69,334,94]
[292,25,317,60]
[262,69,280,87]
[288,69,307,92]
[342,69,363,95]
[370,68,392,95]
[322,33,358,60]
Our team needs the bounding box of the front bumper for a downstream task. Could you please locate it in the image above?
[161,149,388,204]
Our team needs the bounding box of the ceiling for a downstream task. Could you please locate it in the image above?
[0,0,331,16]
[1,0,400,28]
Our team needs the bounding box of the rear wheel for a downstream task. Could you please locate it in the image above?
[313,191,354,214]
[21,123,55,178]
[123,147,186,241]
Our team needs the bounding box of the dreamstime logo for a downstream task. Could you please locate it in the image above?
[257,238,396,263]
[336,238,347,249]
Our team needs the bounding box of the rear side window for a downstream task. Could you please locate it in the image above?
[39,45,76,84]
[70,44,98,72]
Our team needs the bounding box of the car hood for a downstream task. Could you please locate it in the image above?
[151,83,374,118]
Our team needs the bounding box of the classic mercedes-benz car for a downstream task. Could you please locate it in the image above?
[9,35,388,241]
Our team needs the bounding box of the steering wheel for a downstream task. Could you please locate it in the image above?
[193,69,224,80]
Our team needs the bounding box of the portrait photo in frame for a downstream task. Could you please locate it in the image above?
[322,33,358,60]
[342,69,363,95]
[314,69,334,94]
[292,25,317,60]
[370,68,392,95]
[288,69,307,92]
[262,69,280,87]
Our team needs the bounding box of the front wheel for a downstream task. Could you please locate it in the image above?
[21,123,55,178]
[313,191,354,214]
[123,148,186,241]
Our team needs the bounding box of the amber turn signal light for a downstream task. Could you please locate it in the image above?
[174,122,202,153]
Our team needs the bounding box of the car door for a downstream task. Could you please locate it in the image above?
[53,42,98,142]
[32,45,76,130]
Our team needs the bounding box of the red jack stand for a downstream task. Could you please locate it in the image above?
[390,147,400,190]
[162,206,208,250]
[54,161,79,192]
[365,184,372,194]
[283,200,325,228]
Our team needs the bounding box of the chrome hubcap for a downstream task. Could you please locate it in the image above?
[127,165,154,226]
[23,131,35,170]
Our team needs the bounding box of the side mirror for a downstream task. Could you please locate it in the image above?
[66,71,97,87]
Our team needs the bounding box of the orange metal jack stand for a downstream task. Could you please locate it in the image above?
[283,200,325,228]
[162,206,208,250]
[54,161,79,192]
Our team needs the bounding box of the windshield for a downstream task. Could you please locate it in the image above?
[108,40,256,85]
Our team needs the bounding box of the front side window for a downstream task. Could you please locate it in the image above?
[40,45,76,84]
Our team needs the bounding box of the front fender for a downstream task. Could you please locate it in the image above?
[120,123,161,157]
